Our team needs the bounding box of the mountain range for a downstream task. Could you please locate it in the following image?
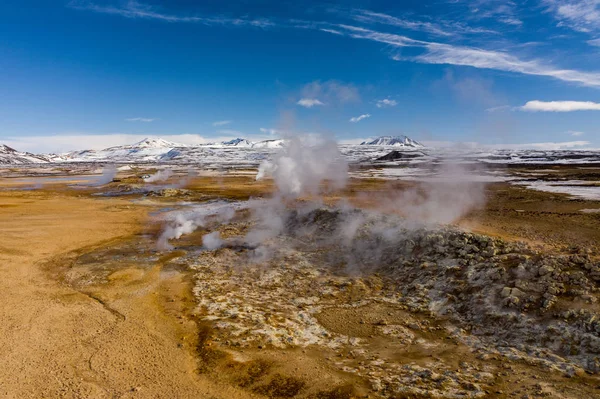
[360,135,423,147]
[0,136,423,165]
[0,144,52,165]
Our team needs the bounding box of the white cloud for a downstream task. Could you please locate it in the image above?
[126,117,156,122]
[520,100,600,111]
[212,120,232,126]
[376,99,398,108]
[69,0,274,28]
[568,130,585,136]
[349,114,371,123]
[544,0,600,33]
[297,98,325,108]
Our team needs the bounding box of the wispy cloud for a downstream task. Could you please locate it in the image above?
[126,117,156,122]
[320,24,600,88]
[349,113,371,123]
[519,100,600,111]
[350,10,453,37]
[568,130,585,136]
[68,0,274,28]
[376,99,397,108]
[486,105,512,112]
[212,120,232,126]
[71,2,600,89]
[411,42,600,88]
[349,9,497,36]
[544,0,600,33]
[588,38,600,46]
[461,0,523,26]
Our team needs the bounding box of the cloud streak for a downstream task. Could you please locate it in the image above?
[213,120,232,126]
[321,24,600,88]
[126,117,156,122]
[349,114,371,123]
[350,10,454,37]
[519,100,600,111]
[68,0,274,28]
[349,9,498,36]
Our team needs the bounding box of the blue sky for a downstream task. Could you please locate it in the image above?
[1,0,600,152]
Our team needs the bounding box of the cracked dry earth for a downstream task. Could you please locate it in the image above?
[0,191,255,399]
[2,187,600,398]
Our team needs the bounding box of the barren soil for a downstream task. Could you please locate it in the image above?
[0,167,599,398]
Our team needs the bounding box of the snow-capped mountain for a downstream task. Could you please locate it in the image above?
[251,139,285,149]
[124,137,186,149]
[59,138,186,162]
[202,138,283,148]
[360,135,423,148]
[0,144,50,164]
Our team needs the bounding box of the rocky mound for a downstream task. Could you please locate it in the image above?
[375,150,425,161]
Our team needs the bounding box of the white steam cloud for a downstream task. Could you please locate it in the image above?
[255,134,348,198]
[144,169,173,183]
[91,165,117,186]
[157,134,488,267]
[202,231,223,250]
[157,202,238,250]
